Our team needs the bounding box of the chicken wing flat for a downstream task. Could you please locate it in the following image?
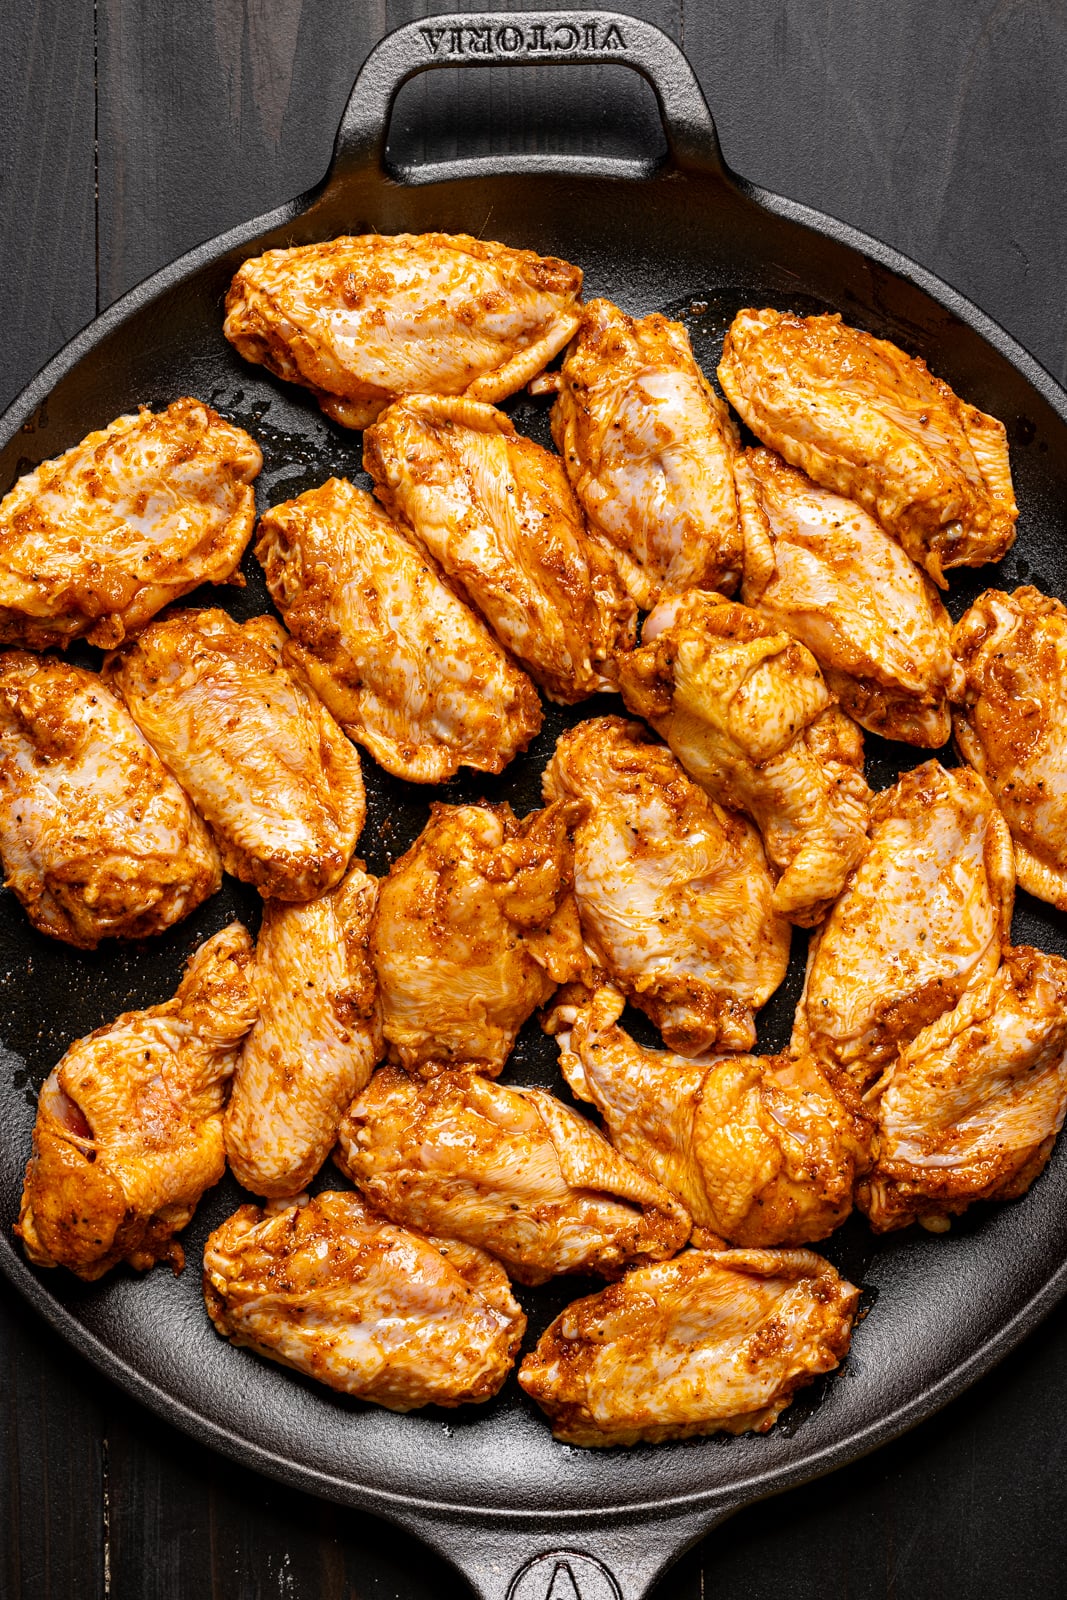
[549,299,742,607]
[364,394,637,703]
[542,716,789,1052]
[737,448,963,745]
[0,652,220,947]
[0,399,261,650]
[552,985,870,1248]
[371,799,586,1076]
[794,761,1016,1092]
[718,310,1017,586]
[953,587,1067,910]
[615,590,870,926]
[859,948,1067,1233]
[17,923,255,1279]
[203,1190,525,1409]
[223,232,582,429]
[224,865,381,1198]
[105,608,365,901]
[518,1247,859,1446]
[255,477,542,783]
[335,1066,690,1287]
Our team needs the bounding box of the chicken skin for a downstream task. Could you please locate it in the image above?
[615,590,870,926]
[203,1190,525,1408]
[370,800,586,1076]
[737,449,963,746]
[104,609,365,901]
[255,478,542,783]
[0,399,261,650]
[549,299,742,607]
[364,394,636,703]
[17,923,255,1279]
[224,865,381,1198]
[335,1066,690,1287]
[518,1247,859,1447]
[223,232,582,429]
[551,985,870,1248]
[793,762,1016,1093]
[0,653,220,947]
[718,310,1017,586]
[542,717,789,1053]
[953,587,1067,910]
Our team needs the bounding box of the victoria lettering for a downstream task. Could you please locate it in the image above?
[419,20,628,56]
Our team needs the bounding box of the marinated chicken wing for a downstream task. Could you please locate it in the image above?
[718,309,1017,585]
[518,1247,859,1446]
[953,587,1067,909]
[255,477,541,783]
[203,1190,524,1408]
[105,608,365,901]
[737,449,963,745]
[858,947,1067,1233]
[371,800,586,1076]
[223,232,582,429]
[542,716,789,1052]
[0,399,261,649]
[551,985,870,1247]
[615,590,870,925]
[549,299,742,607]
[794,762,1016,1092]
[17,923,255,1279]
[364,394,636,703]
[0,653,220,947]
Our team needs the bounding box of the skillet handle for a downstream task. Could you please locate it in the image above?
[329,10,725,184]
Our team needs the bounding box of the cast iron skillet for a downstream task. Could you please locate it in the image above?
[3,13,1067,1598]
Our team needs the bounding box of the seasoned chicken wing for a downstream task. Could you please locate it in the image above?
[17,923,255,1279]
[953,587,1067,910]
[549,299,742,607]
[615,590,870,925]
[551,985,870,1248]
[0,399,261,649]
[105,608,365,901]
[737,449,963,745]
[0,653,220,947]
[223,232,582,429]
[371,800,585,1076]
[518,1247,859,1446]
[793,762,1016,1092]
[718,309,1017,585]
[542,716,789,1052]
[335,1066,690,1286]
[364,394,636,703]
[204,1190,524,1408]
[255,477,541,783]
[858,947,1067,1233]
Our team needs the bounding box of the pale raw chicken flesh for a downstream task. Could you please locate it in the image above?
[203,1190,525,1409]
[223,232,582,428]
[718,309,1017,586]
[550,299,742,607]
[17,924,255,1279]
[615,589,870,926]
[0,399,261,649]
[224,864,381,1197]
[255,477,541,783]
[737,448,963,745]
[542,716,789,1052]
[0,652,220,947]
[364,394,636,703]
[518,1247,859,1446]
[105,608,365,901]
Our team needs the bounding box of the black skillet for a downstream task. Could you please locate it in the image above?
[2,13,1067,1598]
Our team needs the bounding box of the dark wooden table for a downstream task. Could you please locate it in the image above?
[3,3,1067,1595]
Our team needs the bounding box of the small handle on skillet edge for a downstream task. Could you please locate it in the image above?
[329,10,725,184]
